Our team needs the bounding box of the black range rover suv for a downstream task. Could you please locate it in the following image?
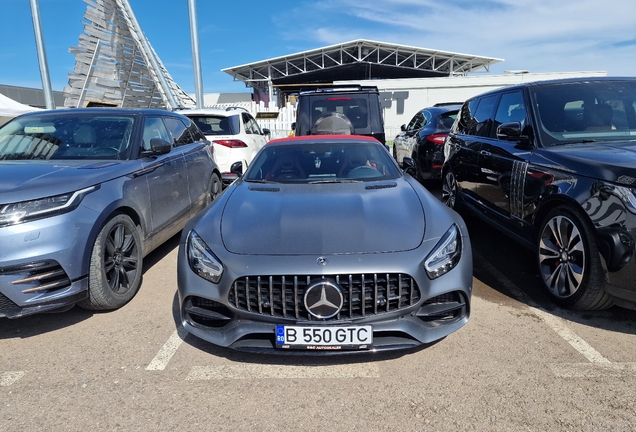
[442,77,636,311]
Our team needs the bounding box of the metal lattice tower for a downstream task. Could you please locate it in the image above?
[64,0,195,109]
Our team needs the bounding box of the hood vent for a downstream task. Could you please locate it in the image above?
[248,187,280,192]
[365,182,397,190]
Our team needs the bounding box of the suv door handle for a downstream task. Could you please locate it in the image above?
[480,150,492,157]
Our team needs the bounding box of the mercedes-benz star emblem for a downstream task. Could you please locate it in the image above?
[304,280,343,319]
[316,256,328,266]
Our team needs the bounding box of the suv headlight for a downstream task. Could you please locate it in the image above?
[424,224,462,279]
[0,186,97,228]
[187,230,224,283]
[613,185,636,214]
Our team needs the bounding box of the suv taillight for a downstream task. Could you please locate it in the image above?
[213,140,248,148]
[427,134,447,145]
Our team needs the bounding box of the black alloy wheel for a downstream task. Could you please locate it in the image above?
[79,214,143,310]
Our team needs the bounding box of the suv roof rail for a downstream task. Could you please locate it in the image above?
[225,106,249,112]
[299,85,379,95]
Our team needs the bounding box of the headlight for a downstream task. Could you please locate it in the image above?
[187,230,224,283]
[0,186,97,228]
[424,224,462,279]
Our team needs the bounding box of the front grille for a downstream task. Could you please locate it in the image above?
[228,273,420,321]
[1,260,71,294]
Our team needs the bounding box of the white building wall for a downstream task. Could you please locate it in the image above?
[336,71,607,140]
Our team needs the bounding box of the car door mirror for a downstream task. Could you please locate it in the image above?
[262,128,270,136]
[402,156,417,176]
[149,138,172,155]
[230,161,243,176]
[400,124,406,132]
[496,122,525,140]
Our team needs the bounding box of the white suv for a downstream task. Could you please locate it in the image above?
[179,108,269,185]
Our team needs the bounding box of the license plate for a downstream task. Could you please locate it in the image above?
[275,325,373,350]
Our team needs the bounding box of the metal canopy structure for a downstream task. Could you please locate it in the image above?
[64,0,195,109]
[222,39,503,93]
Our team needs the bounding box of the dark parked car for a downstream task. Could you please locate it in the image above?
[393,104,461,182]
[178,135,472,353]
[0,108,220,318]
[293,85,386,143]
[442,77,636,310]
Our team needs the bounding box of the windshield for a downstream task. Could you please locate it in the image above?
[0,114,135,160]
[245,141,400,183]
[531,80,636,146]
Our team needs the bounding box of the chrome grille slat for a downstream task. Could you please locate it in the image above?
[227,273,420,321]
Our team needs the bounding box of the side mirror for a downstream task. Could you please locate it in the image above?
[291,122,296,131]
[402,157,417,176]
[400,124,406,132]
[262,128,270,136]
[149,138,171,155]
[496,122,532,148]
[230,161,243,176]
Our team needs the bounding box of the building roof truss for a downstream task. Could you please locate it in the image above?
[223,40,502,92]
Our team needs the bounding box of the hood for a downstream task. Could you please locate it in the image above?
[221,180,425,255]
[0,160,138,203]
[536,140,636,184]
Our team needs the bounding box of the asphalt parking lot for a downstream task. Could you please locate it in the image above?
[1,183,635,432]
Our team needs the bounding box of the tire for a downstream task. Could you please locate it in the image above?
[78,214,143,310]
[537,206,613,310]
[441,169,458,210]
[209,172,222,203]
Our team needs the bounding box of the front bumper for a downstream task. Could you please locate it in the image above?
[0,211,94,318]
[177,242,473,354]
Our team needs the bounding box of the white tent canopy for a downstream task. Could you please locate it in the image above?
[0,93,41,117]
[0,93,41,126]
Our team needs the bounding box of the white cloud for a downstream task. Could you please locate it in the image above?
[281,0,636,75]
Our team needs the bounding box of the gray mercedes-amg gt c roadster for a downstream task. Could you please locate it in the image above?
[177,135,472,353]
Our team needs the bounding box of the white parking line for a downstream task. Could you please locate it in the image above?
[146,325,188,371]
[475,251,611,364]
[1,371,26,386]
[550,362,636,378]
[185,364,380,380]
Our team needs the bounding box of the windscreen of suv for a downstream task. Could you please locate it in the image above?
[531,81,636,146]
[187,114,240,136]
[0,114,134,160]
[311,98,369,129]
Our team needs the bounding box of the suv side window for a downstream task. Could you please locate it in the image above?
[492,91,526,137]
[456,99,479,135]
[242,113,262,135]
[142,117,171,151]
[185,118,206,142]
[164,117,193,147]
[407,112,425,131]
[472,95,498,137]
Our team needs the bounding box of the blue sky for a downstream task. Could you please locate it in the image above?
[2,0,635,95]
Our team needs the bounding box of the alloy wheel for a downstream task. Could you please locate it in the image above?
[441,171,457,208]
[103,222,139,294]
[538,215,585,298]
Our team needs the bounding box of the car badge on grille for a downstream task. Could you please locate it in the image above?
[316,256,328,266]
[304,281,343,319]
[314,157,321,169]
